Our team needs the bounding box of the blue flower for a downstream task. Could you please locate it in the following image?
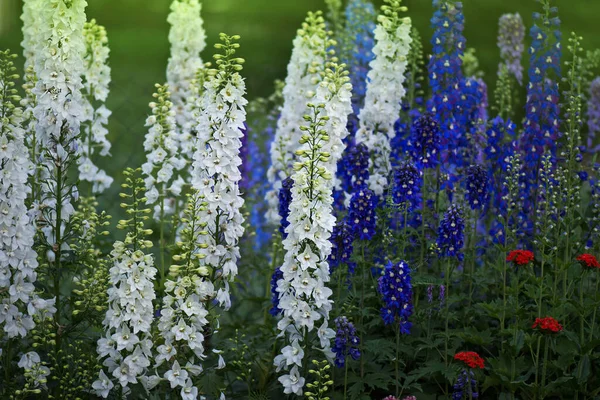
[452,369,479,399]
[329,221,356,274]
[269,267,284,316]
[410,113,440,168]
[391,161,422,212]
[437,204,465,260]
[339,142,370,194]
[332,316,361,368]
[278,177,294,238]
[347,189,378,241]
[377,260,413,334]
[464,165,489,211]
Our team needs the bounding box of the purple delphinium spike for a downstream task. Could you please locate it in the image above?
[377,260,413,334]
[410,113,440,169]
[277,177,294,238]
[391,161,422,212]
[332,316,361,368]
[347,189,378,241]
[437,204,465,261]
[453,369,479,399]
[497,13,525,84]
[465,165,490,212]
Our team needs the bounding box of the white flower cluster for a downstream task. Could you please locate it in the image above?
[32,0,88,261]
[167,0,206,159]
[142,84,186,220]
[0,53,55,343]
[274,62,353,396]
[355,1,412,195]
[79,19,113,194]
[18,352,51,390]
[95,242,156,396]
[266,11,329,225]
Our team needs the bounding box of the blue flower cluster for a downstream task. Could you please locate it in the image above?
[437,204,465,260]
[391,161,421,212]
[377,260,413,334]
[332,316,361,368]
[339,142,370,194]
[269,267,284,316]
[278,177,294,238]
[329,221,356,274]
[452,369,479,399]
[348,189,378,241]
[465,165,489,211]
[410,113,440,169]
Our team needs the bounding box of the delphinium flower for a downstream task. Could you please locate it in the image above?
[338,142,370,197]
[519,1,561,201]
[278,177,294,238]
[270,267,285,317]
[94,169,156,396]
[587,77,600,153]
[332,316,360,368]
[377,260,413,333]
[0,51,51,349]
[497,13,525,84]
[32,0,87,342]
[328,221,355,274]
[437,205,465,261]
[355,0,412,195]
[410,113,440,169]
[576,253,600,268]
[274,58,353,395]
[464,165,489,211]
[78,19,113,194]
[427,0,467,168]
[18,352,51,393]
[507,250,534,266]
[391,161,421,212]
[453,369,479,399]
[142,84,186,221]
[347,189,378,241]
[340,0,376,116]
[532,316,563,333]
[266,11,329,225]
[454,351,485,369]
[166,0,206,161]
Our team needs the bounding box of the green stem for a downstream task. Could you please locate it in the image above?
[540,337,550,400]
[344,360,348,400]
[589,276,599,343]
[395,324,400,397]
[444,260,452,395]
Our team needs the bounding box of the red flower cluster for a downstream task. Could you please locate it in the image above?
[576,254,600,269]
[532,317,563,333]
[507,250,534,266]
[454,351,485,369]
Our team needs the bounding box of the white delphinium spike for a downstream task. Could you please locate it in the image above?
[142,84,186,220]
[94,169,156,397]
[355,0,412,195]
[274,61,353,396]
[265,11,329,225]
[0,51,54,346]
[79,19,113,194]
[167,0,207,160]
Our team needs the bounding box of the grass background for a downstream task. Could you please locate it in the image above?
[0,0,599,215]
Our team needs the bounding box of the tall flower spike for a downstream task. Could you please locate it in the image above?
[497,13,525,85]
[94,169,156,397]
[437,204,465,261]
[167,0,206,161]
[142,83,186,220]
[274,60,352,395]
[377,261,413,334]
[587,77,600,152]
[266,11,329,225]
[0,51,48,344]
[79,19,113,194]
[355,0,412,195]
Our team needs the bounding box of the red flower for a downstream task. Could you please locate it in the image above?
[532,317,563,333]
[454,351,485,369]
[576,254,600,269]
[507,250,534,266]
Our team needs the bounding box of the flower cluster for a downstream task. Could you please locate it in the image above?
[577,253,600,268]
[464,165,489,211]
[453,369,479,399]
[454,351,485,369]
[497,13,525,84]
[266,11,329,225]
[391,161,421,211]
[278,177,294,238]
[166,0,206,160]
[532,316,563,333]
[587,78,600,153]
[95,170,156,396]
[274,59,352,395]
[142,84,186,220]
[355,0,412,195]
[347,189,378,240]
[329,221,355,273]
[79,19,113,194]
[507,250,534,266]
[378,261,413,333]
[437,205,465,260]
[410,113,440,168]
[332,316,360,368]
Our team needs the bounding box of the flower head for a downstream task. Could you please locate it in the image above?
[532,316,563,333]
[454,351,485,369]
[507,250,534,266]
[437,205,465,260]
[497,13,525,84]
[377,261,413,333]
[332,316,361,368]
[465,165,489,211]
[576,254,600,269]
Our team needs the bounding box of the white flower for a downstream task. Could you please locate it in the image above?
[165,360,189,389]
[265,12,329,225]
[278,366,305,395]
[281,339,304,367]
[355,6,412,195]
[92,370,114,398]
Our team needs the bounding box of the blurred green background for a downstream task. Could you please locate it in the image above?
[0,0,599,211]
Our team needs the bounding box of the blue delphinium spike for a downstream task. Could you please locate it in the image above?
[377,260,413,334]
